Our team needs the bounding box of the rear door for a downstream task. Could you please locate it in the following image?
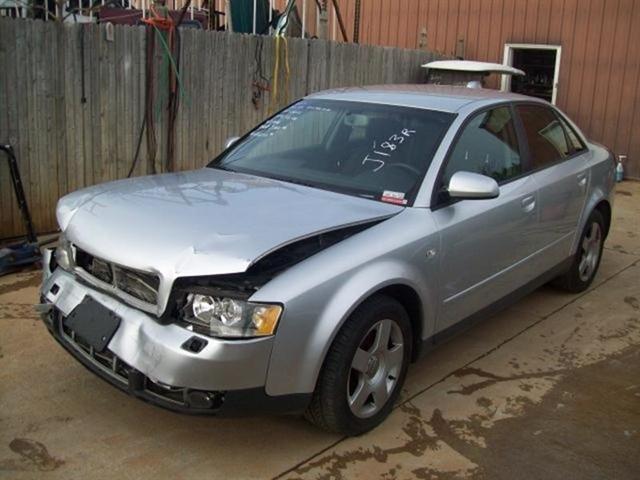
[431,105,539,332]
[515,104,590,273]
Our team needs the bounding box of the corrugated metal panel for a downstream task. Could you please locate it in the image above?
[330,0,640,178]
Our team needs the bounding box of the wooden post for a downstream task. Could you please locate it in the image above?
[318,2,328,40]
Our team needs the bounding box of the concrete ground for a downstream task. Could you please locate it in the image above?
[1,182,638,480]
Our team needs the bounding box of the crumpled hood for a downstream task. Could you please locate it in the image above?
[58,168,402,279]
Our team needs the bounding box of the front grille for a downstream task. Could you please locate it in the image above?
[60,320,190,407]
[74,248,159,305]
[61,321,132,386]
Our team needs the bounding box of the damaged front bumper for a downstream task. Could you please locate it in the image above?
[38,249,309,415]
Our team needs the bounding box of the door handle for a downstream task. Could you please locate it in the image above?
[521,195,536,213]
[577,173,588,189]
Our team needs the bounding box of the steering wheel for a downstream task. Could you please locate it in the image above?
[385,162,422,177]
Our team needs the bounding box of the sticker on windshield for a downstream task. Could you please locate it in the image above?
[381,190,407,205]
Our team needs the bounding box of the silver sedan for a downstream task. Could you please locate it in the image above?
[40,85,615,435]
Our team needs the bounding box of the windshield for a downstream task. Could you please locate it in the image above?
[209,99,455,205]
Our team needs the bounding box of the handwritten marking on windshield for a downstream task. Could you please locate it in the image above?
[361,154,385,171]
[249,102,332,138]
[362,128,417,172]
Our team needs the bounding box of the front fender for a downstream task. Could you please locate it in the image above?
[249,207,440,397]
[260,257,437,397]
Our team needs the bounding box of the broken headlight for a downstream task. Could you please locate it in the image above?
[54,232,74,271]
[180,293,282,338]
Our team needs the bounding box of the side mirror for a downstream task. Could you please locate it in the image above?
[225,136,240,150]
[447,171,499,199]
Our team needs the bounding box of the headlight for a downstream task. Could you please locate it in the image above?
[181,293,282,338]
[54,233,74,271]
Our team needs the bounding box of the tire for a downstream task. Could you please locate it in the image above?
[304,295,412,435]
[553,209,606,293]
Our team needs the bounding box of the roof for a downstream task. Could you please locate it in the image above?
[307,84,541,113]
[422,60,525,76]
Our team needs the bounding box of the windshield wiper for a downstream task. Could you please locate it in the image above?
[254,173,317,189]
[209,164,236,173]
[277,177,318,189]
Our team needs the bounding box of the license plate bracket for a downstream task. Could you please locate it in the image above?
[63,296,121,352]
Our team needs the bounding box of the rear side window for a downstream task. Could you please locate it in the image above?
[443,106,522,185]
[517,105,570,169]
[557,115,586,154]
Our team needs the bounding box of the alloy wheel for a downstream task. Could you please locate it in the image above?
[347,319,404,418]
[578,221,602,282]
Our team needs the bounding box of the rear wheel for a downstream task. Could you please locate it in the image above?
[305,295,412,435]
[553,209,605,293]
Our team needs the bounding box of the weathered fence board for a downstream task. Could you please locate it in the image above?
[0,18,440,239]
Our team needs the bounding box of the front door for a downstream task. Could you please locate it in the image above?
[431,105,539,332]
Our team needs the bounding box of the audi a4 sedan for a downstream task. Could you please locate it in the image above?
[39,85,615,435]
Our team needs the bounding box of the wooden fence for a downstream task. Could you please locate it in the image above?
[0,18,441,239]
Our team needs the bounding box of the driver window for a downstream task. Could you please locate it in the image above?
[443,106,522,186]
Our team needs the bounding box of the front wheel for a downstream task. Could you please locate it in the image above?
[553,209,605,293]
[305,295,412,435]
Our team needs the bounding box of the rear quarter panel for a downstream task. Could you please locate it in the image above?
[572,141,616,254]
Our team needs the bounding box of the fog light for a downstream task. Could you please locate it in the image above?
[186,390,215,409]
